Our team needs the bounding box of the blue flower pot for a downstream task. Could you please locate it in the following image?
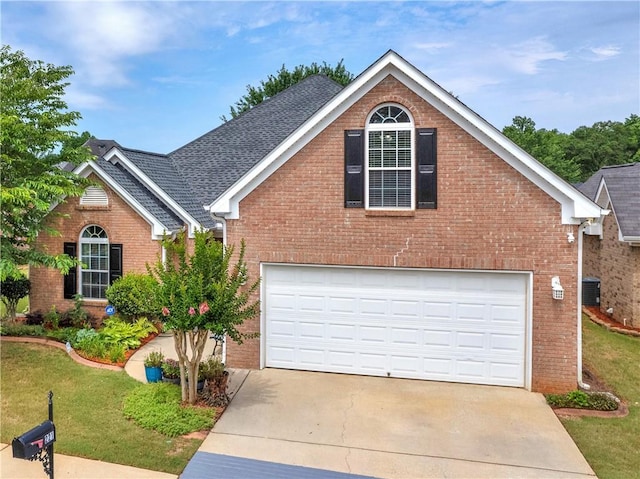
[145,366,162,383]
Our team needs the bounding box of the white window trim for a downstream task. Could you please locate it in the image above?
[79,225,109,300]
[365,104,415,210]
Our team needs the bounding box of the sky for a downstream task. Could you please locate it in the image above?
[2,1,638,153]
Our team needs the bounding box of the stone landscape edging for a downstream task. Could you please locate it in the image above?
[0,336,123,371]
[583,306,640,337]
[553,401,629,419]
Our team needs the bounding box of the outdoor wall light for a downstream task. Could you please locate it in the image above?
[552,276,564,300]
[567,232,575,243]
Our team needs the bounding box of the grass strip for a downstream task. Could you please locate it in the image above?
[560,316,640,479]
[0,342,204,474]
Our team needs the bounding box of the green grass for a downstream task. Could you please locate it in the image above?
[0,342,206,474]
[560,316,640,479]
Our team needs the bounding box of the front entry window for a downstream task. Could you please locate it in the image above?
[80,225,109,299]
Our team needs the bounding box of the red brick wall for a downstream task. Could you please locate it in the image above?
[584,214,640,327]
[224,76,580,393]
[29,175,163,319]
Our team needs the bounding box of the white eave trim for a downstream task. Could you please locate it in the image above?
[101,147,202,236]
[208,50,605,225]
[74,161,175,240]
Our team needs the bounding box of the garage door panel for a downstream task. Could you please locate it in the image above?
[457,331,488,350]
[265,265,527,387]
[360,325,387,343]
[328,323,357,341]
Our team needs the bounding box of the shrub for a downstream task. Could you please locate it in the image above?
[44,306,60,329]
[1,275,30,321]
[546,390,619,410]
[0,323,45,336]
[62,295,91,328]
[99,317,157,350]
[25,310,45,325]
[161,359,180,379]
[45,327,79,343]
[122,383,215,437]
[105,274,159,321]
[144,350,164,368]
[199,357,225,380]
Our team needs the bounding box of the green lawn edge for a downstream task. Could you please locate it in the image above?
[0,342,205,475]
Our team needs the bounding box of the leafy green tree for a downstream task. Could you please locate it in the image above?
[150,230,260,404]
[0,274,30,321]
[503,116,580,182]
[223,60,354,121]
[566,120,634,180]
[0,45,93,280]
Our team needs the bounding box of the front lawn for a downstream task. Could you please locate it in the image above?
[560,316,640,479]
[0,342,204,474]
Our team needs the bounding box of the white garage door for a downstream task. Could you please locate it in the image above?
[264,265,528,387]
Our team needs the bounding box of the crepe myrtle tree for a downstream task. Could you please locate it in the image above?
[150,229,259,404]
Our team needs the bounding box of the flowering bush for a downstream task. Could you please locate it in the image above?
[150,229,260,404]
[161,358,180,379]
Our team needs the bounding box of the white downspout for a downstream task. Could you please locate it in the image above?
[210,212,228,364]
[577,220,591,390]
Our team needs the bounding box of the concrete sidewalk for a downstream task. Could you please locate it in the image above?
[0,443,177,479]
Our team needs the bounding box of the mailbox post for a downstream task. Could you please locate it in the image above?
[12,391,55,479]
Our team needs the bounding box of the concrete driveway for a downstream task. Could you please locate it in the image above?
[183,369,595,479]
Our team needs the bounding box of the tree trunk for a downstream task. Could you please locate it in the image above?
[172,328,210,404]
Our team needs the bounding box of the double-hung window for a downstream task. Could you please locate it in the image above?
[344,104,437,210]
[63,226,122,300]
[80,226,110,299]
[367,105,413,209]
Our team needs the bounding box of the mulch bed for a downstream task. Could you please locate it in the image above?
[583,306,640,336]
[74,331,159,368]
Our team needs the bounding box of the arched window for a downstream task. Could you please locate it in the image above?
[79,225,110,299]
[366,104,414,208]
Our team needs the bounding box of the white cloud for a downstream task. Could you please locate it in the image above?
[590,45,621,60]
[501,36,567,75]
[47,2,180,86]
[414,42,453,54]
[64,86,109,111]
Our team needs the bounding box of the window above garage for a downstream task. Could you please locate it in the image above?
[345,104,437,210]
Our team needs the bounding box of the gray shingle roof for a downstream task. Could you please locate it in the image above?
[85,138,215,229]
[119,147,215,228]
[578,162,640,238]
[98,159,185,231]
[169,74,344,207]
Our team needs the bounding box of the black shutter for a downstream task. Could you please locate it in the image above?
[109,244,123,284]
[416,128,437,209]
[344,130,365,208]
[63,242,77,299]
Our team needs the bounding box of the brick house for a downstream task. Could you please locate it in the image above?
[579,162,640,327]
[31,51,605,392]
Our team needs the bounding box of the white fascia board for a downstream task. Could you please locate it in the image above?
[74,161,173,240]
[101,148,202,236]
[209,50,604,224]
[208,55,407,218]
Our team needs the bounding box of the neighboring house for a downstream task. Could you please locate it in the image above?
[579,162,640,327]
[31,51,606,393]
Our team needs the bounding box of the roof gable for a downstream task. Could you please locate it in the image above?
[582,163,640,240]
[206,50,604,224]
[78,139,215,237]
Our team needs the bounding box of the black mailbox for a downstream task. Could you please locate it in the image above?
[12,420,56,459]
